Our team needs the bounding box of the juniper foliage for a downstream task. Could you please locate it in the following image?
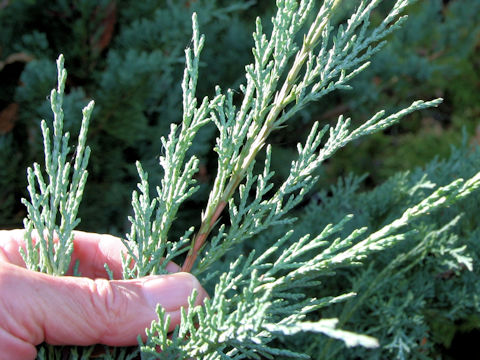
[262,0,480,188]
[0,0,254,232]
[21,55,94,275]
[18,0,480,359]
[277,139,480,359]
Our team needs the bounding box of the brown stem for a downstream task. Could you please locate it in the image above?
[181,200,227,272]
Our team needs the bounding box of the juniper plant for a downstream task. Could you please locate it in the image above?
[22,0,480,359]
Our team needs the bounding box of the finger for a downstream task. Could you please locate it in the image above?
[0,229,28,267]
[68,231,130,279]
[69,231,181,278]
[0,262,207,359]
[0,230,128,278]
[0,230,181,279]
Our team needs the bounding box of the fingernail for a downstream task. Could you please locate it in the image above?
[142,273,199,311]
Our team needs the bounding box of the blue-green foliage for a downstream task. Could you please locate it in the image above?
[280,0,480,186]
[348,0,480,113]
[0,0,255,232]
[1,0,479,232]
[2,1,480,359]
[265,139,480,359]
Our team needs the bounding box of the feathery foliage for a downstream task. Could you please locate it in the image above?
[21,55,94,275]
[17,0,480,359]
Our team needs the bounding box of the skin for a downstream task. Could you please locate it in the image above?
[0,230,208,360]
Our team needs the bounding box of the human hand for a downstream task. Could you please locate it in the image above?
[0,230,208,359]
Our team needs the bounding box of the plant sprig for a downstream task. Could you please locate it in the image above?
[143,167,480,358]
[181,0,440,272]
[21,54,94,276]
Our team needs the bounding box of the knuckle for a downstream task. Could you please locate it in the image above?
[87,279,129,336]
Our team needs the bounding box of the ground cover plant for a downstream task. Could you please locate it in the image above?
[1,0,479,231]
[5,0,480,358]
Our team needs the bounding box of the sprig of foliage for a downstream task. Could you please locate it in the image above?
[180,0,441,273]
[21,55,94,276]
[121,13,224,278]
[132,0,479,358]
[19,1,480,359]
[280,139,480,359]
[141,169,480,359]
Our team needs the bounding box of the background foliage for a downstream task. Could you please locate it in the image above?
[259,138,480,359]
[1,0,479,358]
[1,0,479,232]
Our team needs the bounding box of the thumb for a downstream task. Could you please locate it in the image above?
[0,262,207,359]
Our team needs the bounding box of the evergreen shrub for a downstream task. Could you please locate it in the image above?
[1,0,479,232]
[1,0,479,359]
[0,0,256,231]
